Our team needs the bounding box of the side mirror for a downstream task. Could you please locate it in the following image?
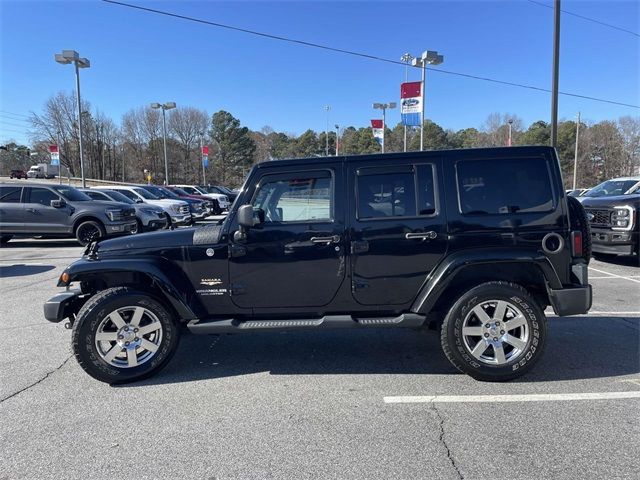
[237,204,255,228]
[51,199,66,208]
[135,198,143,203]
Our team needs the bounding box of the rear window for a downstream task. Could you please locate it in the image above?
[457,157,554,215]
[0,186,22,203]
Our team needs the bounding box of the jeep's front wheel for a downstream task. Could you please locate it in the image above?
[441,282,547,381]
[72,287,180,384]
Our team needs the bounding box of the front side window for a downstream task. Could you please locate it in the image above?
[457,157,554,215]
[0,186,22,203]
[113,189,138,201]
[85,191,109,201]
[28,188,59,205]
[252,172,332,223]
[357,171,416,219]
[132,188,158,200]
[51,186,90,201]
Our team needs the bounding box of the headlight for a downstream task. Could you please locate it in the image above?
[105,208,123,221]
[140,208,157,214]
[614,209,629,217]
[171,204,181,213]
[612,206,634,231]
[222,195,229,202]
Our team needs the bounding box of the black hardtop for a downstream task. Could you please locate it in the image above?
[254,145,557,170]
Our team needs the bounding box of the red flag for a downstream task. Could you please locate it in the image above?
[201,145,209,155]
[370,119,383,129]
[401,81,422,99]
[49,144,59,153]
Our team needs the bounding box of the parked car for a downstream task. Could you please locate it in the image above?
[580,176,640,257]
[80,188,168,233]
[164,186,222,215]
[200,184,238,203]
[94,186,191,227]
[0,183,136,245]
[45,146,592,384]
[566,188,589,197]
[137,185,209,222]
[9,169,28,179]
[173,184,230,210]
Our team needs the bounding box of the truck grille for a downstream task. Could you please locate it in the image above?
[123,208,136,219]
[585,208,612,227]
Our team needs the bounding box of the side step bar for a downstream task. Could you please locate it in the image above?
[187,313,426,334]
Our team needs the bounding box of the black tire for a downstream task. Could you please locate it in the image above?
[132,218,144,235]
[567,196,592,263]
[71,287,180,384]
[163,213,172,229]
[441,281,547,382]
[0,234,13,244]
[75,220,105,246]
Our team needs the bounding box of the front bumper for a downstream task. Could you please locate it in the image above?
[171,213,192,226]
[44,289,85,323]
[191,211,209,221]
[105,221,137,235]
[591,228,638,255]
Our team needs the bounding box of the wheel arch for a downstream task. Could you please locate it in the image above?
[411,248,561,315]
[72,215,106,233]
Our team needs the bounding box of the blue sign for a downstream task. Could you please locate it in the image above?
[202,156,209,167]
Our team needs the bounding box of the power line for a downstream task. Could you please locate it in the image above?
[0,110,31,119]
[0,121,31,131]
[0,115,31,125]
[527,0,639,37]
[0,127,31,135]
[102,0,639,109]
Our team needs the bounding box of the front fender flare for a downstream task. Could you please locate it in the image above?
[410,248,562,314]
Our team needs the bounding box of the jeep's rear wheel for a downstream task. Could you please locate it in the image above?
[441,281,547,381]
[72,287,180,384]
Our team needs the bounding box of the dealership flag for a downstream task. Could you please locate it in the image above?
[49,144,60,166]
[400,81,422,126]
[202,145,209,167]
[371,119,384,145]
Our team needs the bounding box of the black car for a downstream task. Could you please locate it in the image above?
[45,146,592,384]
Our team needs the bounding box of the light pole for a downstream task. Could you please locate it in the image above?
[55,50,90,187]
[151,102,176,184]
[412,50,444,151]
[324,105,330,156]
[335,124,340,156]
[550,0,561,147]
[200,132,206,185]
[400,53,414,152]
[507,119,513,146]
[373,102,397,153]
[573,112,581,190]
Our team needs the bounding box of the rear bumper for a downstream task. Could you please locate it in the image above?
[548,284,592,316]
[44,289,84,323]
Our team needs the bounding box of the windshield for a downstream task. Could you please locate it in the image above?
[51,185,91,201]
[140,186,173,199]
[133,187,159,199]
[215,185,233,195]
[102,190,134,204]
[159,187,180,199]
[172,187,190,196]
[584,180,639,198]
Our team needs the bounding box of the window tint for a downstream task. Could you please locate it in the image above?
[133,188,158,200]
[113,189,138,201]
[85,191,109,201]
[29,188,59,206]
[0,186,22,203]
[51,186,90,201]
[102,190,134,204]
[357,171,416,219]
[417,165,437,215]
[457,158,553,214]
[252,172,332,223]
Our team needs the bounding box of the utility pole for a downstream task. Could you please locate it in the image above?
[550,0,561,147]
[335,125,340,156]
[150,102,176,184]
[324,105,330,156]
[200,133,206,185]
[508,119,513,147]
[573,112,581,190]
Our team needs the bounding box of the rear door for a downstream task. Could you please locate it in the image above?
[0,185,25,232]
[229,165,346,309]
[348,159,448,306]
[23,187,71,234]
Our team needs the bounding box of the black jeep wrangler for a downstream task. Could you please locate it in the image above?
[45,146,592,383]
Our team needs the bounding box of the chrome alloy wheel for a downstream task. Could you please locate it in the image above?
[461,300,529,365]
[94,306,163,368]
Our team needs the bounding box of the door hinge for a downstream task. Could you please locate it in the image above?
[230,283,246,295]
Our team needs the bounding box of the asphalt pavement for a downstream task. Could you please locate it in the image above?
[0,235,638,480]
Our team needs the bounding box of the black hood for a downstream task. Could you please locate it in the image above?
[97,228,195,252]
[581,194,640,210]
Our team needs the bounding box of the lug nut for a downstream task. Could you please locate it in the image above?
[134,337,139,342]
[118,335,123,340]
[484,333,489,338]
[495,322,500,326]
[134,328,139,333]
[500,330,505,335]
[125,341,130,346]
[124,327,129,332]
[493,337,498,341]
[485,323,490,328]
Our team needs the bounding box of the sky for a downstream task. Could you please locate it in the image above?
[1,0,638,146]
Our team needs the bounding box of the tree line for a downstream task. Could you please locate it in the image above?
[1,91,638,188]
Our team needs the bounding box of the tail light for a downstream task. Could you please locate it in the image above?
[571,230,583,257]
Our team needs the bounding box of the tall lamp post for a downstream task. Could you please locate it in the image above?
[507,119,513,146]
[412,50,444,151]
[335,124,340,156]
[151,102,176,184]
[55,50,90,187]
[400,53,414,152]
[324,105,331,156]
[372,102,397,153]
[572,112,581,190]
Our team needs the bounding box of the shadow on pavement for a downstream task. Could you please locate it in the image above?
[124,315,639,387]
[0,264,56,277]
[593,254,640,268]
[0,239,80,249]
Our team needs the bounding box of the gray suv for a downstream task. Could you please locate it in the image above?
[0,183,137,246]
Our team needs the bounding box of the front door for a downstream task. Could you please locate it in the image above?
[349,160,448,306]
[229,166,346,309]
[23,187,71,234]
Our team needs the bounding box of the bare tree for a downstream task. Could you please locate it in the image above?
[168,107,208,182]
[617,116,640,176]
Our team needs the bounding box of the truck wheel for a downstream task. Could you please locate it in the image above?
[75,220,105,246]
[132,219,144,234]
[441,281,547,382]
[0,235,13,244]
[163,213,172,229]
[71,287,180,384]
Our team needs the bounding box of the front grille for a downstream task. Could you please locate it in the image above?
[179,205,189,214]
[585,208,612,227]
[123,208,136,219]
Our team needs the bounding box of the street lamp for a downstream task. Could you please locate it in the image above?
[324,105,331,156]
[400,53,415,152]
[151,101,176,184]
[507,119,513,147]
[335,124,340,156]
[372,102,397,153]
[55,50,90,187]
[412,50,444,151]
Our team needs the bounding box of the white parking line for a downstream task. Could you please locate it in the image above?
[590,276,640,279]
[589,267,640,284]
[383,391,640,404]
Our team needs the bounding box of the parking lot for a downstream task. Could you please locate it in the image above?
[0,234,637,480]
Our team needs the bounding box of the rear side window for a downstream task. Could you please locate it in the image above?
[0,186,22,203]
[358,170,416,219]
[252,171,333,223]
[457,158,554,215]
[28,188,59,206]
